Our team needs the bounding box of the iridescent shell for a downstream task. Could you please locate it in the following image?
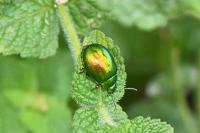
[81,44,117,92]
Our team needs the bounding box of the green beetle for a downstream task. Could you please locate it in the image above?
[81,43,117,93]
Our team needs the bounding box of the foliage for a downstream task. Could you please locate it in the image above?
[1,0,200,132]
[72,30,173,133]
[0,0,59,58]
[95,0,200,30]
[0,49,73,133]
[102,16,200,133]
[0,0,106,58]
[96,0,181,30]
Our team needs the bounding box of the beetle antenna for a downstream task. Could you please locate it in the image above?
[125,88,138,91]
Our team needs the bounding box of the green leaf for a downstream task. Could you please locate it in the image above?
[73,104,128,133]
[72,30,173,132]
[21,95,72,133]
[0,0,59,58]
[1,50,74,132]
[167,17,200,50]
[72,30,126,106]
[96,0,180,30]
[0,0,108,58]
[73,103,173,133]
[130,116,173,133]
[181,0,200,14]
[37,50,73,101]
[0,56,37,91]
[127,100,185,133]
[0,49,73,132]
[0,49,73,100]
[68,0,106,35]
[0,96,27,133]
[3,90,72,133]
[96,0,200,31]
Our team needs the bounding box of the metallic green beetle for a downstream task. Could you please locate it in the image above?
[81,43,117,93]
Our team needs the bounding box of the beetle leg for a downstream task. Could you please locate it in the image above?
[95,83,103,89]
[90,83,101,92]
[78,67,85,74]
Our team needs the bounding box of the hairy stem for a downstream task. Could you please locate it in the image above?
[58,4,81,63]
[170,46,197,133]
[197,48,200,130]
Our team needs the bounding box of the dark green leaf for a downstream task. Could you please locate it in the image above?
[0,0,59,58]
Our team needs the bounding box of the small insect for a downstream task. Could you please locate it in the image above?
[81,43,117,93]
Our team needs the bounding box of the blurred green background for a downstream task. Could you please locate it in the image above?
[1,0,200,133]
[102,16,200,133]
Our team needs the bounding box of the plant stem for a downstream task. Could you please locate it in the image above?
[197,48,200,130]
[170,46,197,133]
[57,4,81,64]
